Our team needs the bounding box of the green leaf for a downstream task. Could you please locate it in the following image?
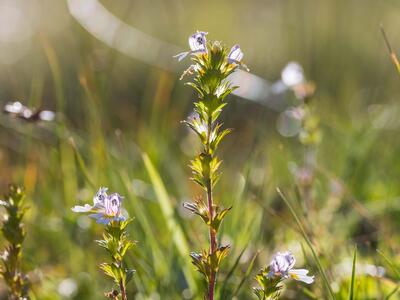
[253,266,283,299]
[212,245,230,272]
[190,251,211,282]
[119,240,135,257]
[100,262,121,283]
[125,268,136,284]
[119,218,134,231]
[210,206,231,232]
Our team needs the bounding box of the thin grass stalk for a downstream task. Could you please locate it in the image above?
[277,188,336,300]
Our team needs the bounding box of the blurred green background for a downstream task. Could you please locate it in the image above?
[0,0,399,299]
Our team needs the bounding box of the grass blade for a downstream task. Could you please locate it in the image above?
[231,250,260,298]
[277,188,336,300]
[219,247,247,299]
[377,249,400,280]
[380,24,400,75]
[385,286,399,300]
[348,245,357,300]
[69,137,96,188]
[142,153,197,293]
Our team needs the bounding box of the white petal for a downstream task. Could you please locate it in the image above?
[71,204,93,213]
[173,52,190,61]
[289,269,314,284]
[229,45,244,62]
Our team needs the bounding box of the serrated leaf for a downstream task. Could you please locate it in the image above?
[210,206,232,232]
[125,268,136,283]
[119,240,135,257]
[100,263,119,281]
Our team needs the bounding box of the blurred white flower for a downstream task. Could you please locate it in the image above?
[58,278,78,298]
[281,62,305,87]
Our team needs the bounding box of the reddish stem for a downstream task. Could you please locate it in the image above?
[119,278,127,300]
[207,183,216,300]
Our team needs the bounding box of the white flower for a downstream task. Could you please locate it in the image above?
[281,62,305,87]
[227,44,244,64]
[72,187,125,225]
[188,31,208,53]
[269,251,296,275]
[174,31,208,61]
[288,268,315,284]
[104,193,122,217]
[268,251,314,284]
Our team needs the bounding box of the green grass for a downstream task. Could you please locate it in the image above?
[1,1,400,299]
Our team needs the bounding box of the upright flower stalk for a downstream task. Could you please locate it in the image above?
[0,185,30,300]
[72,187,135,300]
[281,62,319,209]
[176,31,247,299]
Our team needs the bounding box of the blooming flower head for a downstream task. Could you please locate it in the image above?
[72,187,125,225]
[268,251,314,284]
[174,31,208,61]
[189,31,208,53]
[227,44,249,71]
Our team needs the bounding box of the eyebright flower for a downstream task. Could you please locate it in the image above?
[173,31,208,61]
[268,251,314,284]
[227,44,244,64]
[72,187,125,225]
[228,44,249,71]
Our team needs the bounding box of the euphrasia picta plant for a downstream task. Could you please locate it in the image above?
[72,187,135,300]
[175,31,248,300]
[0,185,30,300]
[253,251,314,300]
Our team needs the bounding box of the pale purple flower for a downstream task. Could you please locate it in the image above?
[72,187,125,225]
[104,193,122,218]
[174,31,208,61]
[228,44,244,64]
[268,251,314,284]
[93,187,108,206]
